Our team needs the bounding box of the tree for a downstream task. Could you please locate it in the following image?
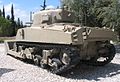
[20,21,23,28]
[0,17,12,36]
[62,0,99,27]
[61,0,120,27]
[60,0,73,8]
[11,4,14,21]
[3,6,5,18]
[6,15,10,20]
[0,9,2,17]
[17,18,21,27]
[96,0,120,28]
[11,4,16,36]
[0,4,24,37]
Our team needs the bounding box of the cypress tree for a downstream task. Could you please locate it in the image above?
[20,21,23,28]
[17,18,21,27]
[11,4,14,21]
[11,4,15,36]
[0,9,2,17]
[3,6,5,18]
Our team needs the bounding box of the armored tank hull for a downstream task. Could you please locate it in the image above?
[5,9,116,74]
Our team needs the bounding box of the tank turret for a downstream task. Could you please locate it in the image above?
[32,9,75,27]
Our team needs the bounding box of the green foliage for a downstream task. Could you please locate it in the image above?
[62,0,120,27]
[62,0,102,27]
[0,4,24,37]
[0,17,12,36]
[72,0,97,26]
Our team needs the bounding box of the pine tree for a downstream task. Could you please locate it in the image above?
[3,6,5,18]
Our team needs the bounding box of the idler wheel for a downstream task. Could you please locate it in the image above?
[86,44,116,66]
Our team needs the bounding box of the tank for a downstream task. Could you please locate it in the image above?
[4,8,116,74]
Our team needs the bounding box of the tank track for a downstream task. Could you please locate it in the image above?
[15,42,80,74]
[50,48,80,74]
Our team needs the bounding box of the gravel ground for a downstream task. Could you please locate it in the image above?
[0,44,120,82]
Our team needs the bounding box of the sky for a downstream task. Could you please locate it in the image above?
[0,0,61,24]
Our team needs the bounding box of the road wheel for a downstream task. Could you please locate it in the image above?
[33,55,41,66]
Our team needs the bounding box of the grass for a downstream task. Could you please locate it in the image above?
[0,37,15,43]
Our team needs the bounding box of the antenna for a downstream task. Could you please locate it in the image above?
[41,0,47,10]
